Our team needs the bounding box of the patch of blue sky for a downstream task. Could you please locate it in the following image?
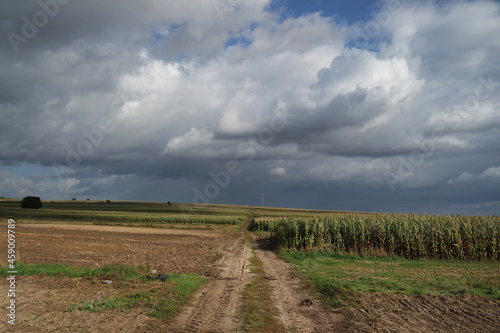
[225,35,253,49]
[267,0,386,53]
[146,23,187,61]
[150,23,186,46]
[343,29,388,54]
[267,0,376,24]
[224,22,257,50]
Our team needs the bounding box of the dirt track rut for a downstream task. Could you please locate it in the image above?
[172,213,337,332]
[171,215,252,333]
[252,235,337,332]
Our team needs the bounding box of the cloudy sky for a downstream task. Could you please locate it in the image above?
[1,0,499,215]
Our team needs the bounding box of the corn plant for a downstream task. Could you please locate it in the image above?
[271,214,500,260]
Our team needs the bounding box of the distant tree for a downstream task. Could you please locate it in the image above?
[87,198,90,201]
[106,200,111,204]
[167,201,171,206]
[21,196,42,209]
[72,198,76,201]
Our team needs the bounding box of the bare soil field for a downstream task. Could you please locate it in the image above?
[1,223,235,332]
[1,223,499,332]
[334,292,500,332]
[11,223,229,276]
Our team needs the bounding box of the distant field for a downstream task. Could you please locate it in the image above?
[3,200,499,260]
[0,200,251,228]
[0,199,364,229]
[253,205,379,222]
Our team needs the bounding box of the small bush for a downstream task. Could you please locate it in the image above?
[21,196,42,209]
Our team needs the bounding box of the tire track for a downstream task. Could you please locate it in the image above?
[251,234,337,332]
[340,293,500,332]
[172,213,253,333]
[175,212,337,333]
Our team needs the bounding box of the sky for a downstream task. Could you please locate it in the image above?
[1,0,499,215]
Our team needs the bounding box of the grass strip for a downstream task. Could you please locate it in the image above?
[279,251,500,307]
[0,262,206,320]
[241,226,286,332]
[240,255,287,332]
[66,273,206,320]
[0,262,145,278]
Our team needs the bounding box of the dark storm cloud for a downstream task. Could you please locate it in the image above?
[1,0,500,214]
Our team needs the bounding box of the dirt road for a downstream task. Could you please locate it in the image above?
[171,214,338,332]
[252,236,339,332]
[2,222,499,332]
[171,229,252,332]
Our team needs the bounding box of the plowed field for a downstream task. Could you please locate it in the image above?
[1,223,499,332]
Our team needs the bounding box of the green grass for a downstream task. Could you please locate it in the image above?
[72,273,204,318]
[279,251,500,306]
[67,297,125,312]
[118,273,206,319]
[66,273,206,319]
[0,261,206,320]
[241,255,287,333]
[151,273,206,319]
[0,262,147,279]
[0,262,89,277]
[240,224,286,332]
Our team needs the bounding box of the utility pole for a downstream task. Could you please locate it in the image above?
[261,193,264,207]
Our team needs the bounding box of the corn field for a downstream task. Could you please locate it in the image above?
[270,214,500,260]
[250,219,276,232]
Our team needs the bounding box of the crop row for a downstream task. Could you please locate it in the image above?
[1,210,239,225]
[270,214,500,260]
[249,219,276,232]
